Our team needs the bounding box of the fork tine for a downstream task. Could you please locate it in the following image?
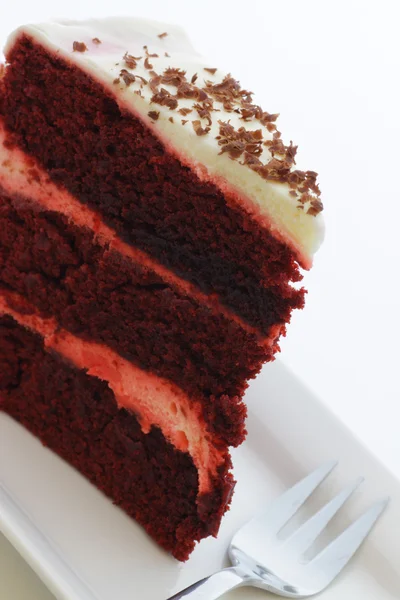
[259,461,338,535]
[284,477,364,556]
[306,498,390,585]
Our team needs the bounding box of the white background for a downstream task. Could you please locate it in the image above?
[1,0,400,597]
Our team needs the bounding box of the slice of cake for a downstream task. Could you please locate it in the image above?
[0,18,324,560]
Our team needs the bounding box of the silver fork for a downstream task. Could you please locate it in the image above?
[167,461,389,599]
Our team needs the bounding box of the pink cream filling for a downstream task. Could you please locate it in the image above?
[0,123,281,347]
[0,289,225,494]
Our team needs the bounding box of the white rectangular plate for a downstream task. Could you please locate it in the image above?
[1,359,400,600]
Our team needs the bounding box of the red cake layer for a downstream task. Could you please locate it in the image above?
[0,35,305,334]
[0,314,234,560]
[0,191,279,445]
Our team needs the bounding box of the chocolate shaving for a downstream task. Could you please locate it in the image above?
[217,121,263,159]
[192,120,211,136]
[165,52,170,57]
[120,69,136,86]
[181,119,188,125]
[260,112,279,124]
[193,100,214,126]
[307,199,324,215]
[176,82,199,99]
[148,110,160,121]
[143,45,159,58]
[149,74,162,93]
[251,158,291,182]
[144,57,153,70]
[191,73,198,84]
[158,32,168,39]
[169,117,174,123]
[151,87,178,110]
[205,74,253,107]
[204,68,217,75]
[73,41,88,52]
[178,107,193,116]
[160,67,187,87]
[241,152,263,167]
[123,52,140,69]
[92,37,102,44]
[119,70,148,87]
[113,77,120,85]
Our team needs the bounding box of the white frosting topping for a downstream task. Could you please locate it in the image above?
[4,17,324,264]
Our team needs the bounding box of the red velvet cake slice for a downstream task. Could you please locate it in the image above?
[0,18,324,560]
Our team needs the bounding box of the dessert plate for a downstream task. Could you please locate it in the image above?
[1,359,400,600]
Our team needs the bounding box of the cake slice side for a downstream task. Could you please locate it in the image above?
[0,313,234,561]
[0,16,324,561]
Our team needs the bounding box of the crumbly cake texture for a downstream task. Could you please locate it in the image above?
[0,17,324,560]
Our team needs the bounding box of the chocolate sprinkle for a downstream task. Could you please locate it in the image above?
[148,110,160,121]
[72,41,88,53]
[92,37,102,44]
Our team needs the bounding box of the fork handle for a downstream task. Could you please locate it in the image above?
[166,566,249,599]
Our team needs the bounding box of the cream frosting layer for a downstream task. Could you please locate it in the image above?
[4,17,324,266]
[0,290,225,494]
[0,122,282,346]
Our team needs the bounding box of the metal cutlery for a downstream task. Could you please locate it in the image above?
[167,461,389,599]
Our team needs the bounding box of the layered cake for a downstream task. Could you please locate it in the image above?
[0,18,324,560]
